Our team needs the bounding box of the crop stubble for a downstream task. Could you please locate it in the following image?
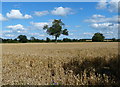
[2,42,119,85]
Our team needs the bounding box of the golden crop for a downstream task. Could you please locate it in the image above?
[2,42,119,85]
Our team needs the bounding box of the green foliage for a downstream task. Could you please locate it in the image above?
[43,19,69,42]
[62,29,68,35]
[112,38,117,42]
[63,38,71,42]
[2,39,18,43]
[1,33,119,43]
[17,35,28,43]
[92,33,105,42]
[46,37,50,42]
[0,38,2,43]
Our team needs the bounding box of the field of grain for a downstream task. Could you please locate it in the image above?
[2,42,120,85]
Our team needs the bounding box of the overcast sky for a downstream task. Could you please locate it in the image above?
[0,1,119,39]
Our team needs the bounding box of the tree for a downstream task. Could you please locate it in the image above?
[112,38,116,42]
[14,38,17,41]
[92,33,105,42]
[17,35,28,43]
[43,19,69,42]
[30,37,36,41]
[63,38,71,42]
[46,37,50,42]
[0,38,2,43]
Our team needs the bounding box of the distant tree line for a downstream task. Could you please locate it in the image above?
[0,33,120,43]
[1,19,119,43]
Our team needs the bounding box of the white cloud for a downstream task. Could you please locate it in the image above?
[82,31,118,39]
[90,23,119,30]
[108,0,119,12]
[39,34,45,37]
[84,13,118,38]
[6,9,32,19]
[2,30,15,38]
[83,32,94,35]
[81,32,94,39]
[51,7,72,16]
[29,33,40,36]
[6,24,24,30]
[3,30,13,33]
[34,11,49,16]
[92,14,105,18]
[85,15,119,23]
[79,8,83,10]
[4,34,15,38]
[96,0,119,12]
[3,23,48,39]
[28,33,46,38]
[100,31,118,38]
[24,14,32,19]
[30,22,49,29]
[96,0,107,9]
[3,24,28,39]
[0,13,8,21]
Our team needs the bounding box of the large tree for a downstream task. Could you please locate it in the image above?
[17,35,28,43]
[92,33,105,42]
[43,19,69,42]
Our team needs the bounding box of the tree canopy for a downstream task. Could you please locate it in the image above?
[92,33,105,42]
[43,19,69,42]
[17,35,28,43]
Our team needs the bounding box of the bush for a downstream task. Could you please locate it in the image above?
[92,33,105,42]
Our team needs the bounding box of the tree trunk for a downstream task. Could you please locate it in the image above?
[55,36,57,43]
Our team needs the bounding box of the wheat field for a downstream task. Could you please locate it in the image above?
[2,42,119,85]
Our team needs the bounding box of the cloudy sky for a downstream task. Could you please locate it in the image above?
[0,1,119,39]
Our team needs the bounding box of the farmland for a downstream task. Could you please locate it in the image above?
[2,42,120,85]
